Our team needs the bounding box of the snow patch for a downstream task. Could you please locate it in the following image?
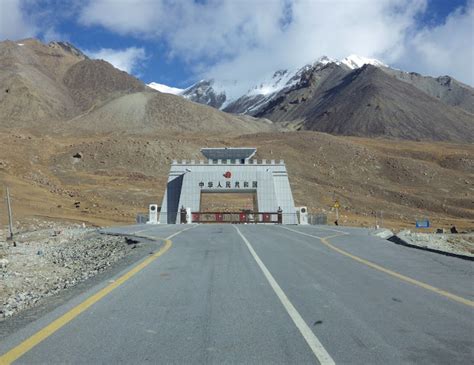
[147,82,183,95]
[340,55,387,69]
[17,43,24,46]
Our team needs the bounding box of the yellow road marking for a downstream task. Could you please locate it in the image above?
[281,227,474,308]
[0,226,191,365]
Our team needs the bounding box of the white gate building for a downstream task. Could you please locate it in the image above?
[159,148,297,224]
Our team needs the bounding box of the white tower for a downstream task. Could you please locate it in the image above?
[147,204,159,224]
[297,206,308,225]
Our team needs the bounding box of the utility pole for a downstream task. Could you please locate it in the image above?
[6,186,13,240]
[374,210,384,229]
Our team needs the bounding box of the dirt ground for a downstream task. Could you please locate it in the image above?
[0,129,472,232]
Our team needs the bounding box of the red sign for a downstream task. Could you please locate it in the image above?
[223,171,232,179]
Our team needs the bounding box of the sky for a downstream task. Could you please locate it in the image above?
[1,0,473,89]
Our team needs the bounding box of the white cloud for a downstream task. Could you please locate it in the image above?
[79,0,164,36]
[41,27,67,42]
[75,0,474,87]
[201,0,429,93]
[86,47,147,74]
[79,0,285,61]
[0,0,37,40]
[399,2,474,85]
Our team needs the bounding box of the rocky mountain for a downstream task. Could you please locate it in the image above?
[382,69,474,114]
[181,80,227,108]
[63,59,147,112]
[0,39,86,125]
[292,65,473,141]
[157,55,386,113]
[252,63,473,141]
[0,39,272,135]
[162,55,474,142]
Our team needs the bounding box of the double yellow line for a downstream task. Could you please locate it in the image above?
[0,233,176,365]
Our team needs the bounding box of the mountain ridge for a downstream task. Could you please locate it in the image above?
[154,54,474,116]
[0,39,272,135]
[151,55,474,142]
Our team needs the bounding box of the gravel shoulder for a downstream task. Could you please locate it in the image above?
[0,222,153,325]
[397,230,474,258]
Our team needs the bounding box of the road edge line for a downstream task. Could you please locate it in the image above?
[234,225,335,365]
[0,225,194,365]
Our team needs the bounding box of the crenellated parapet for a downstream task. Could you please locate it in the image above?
[172,159,285,165]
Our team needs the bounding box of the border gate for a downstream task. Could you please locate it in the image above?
[159,148,297,224]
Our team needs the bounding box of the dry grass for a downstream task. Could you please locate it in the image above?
[0,129,472,232]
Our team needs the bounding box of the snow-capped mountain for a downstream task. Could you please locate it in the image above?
[147,82,183,95]
[149,55,386,110]
[180,80,226,108]
[148,54,474,131]
[176,55,389,114]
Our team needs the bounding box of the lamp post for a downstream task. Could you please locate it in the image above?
[6,187,13,240]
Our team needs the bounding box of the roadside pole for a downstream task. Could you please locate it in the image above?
[6,186,13,240]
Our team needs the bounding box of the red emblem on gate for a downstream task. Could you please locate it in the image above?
[223,171,232,179]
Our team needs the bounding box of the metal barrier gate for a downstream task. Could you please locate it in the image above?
[189,210,283,224]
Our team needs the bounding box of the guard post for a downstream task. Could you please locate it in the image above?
[180,206,187,224]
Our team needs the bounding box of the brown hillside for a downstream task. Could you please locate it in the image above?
[61,91,274,135]
[0,130,472,231]
[0,39,85,125]
[0,39,273,135]
[63,59,146,111]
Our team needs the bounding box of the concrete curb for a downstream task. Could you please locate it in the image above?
[387,235,474,262]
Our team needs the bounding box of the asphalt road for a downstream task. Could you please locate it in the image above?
[0,224,473,364]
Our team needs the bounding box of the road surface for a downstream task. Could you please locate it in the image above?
[0,224,473,364]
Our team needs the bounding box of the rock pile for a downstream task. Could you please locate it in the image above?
[397,230,474,257]
[0,223,134,319]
